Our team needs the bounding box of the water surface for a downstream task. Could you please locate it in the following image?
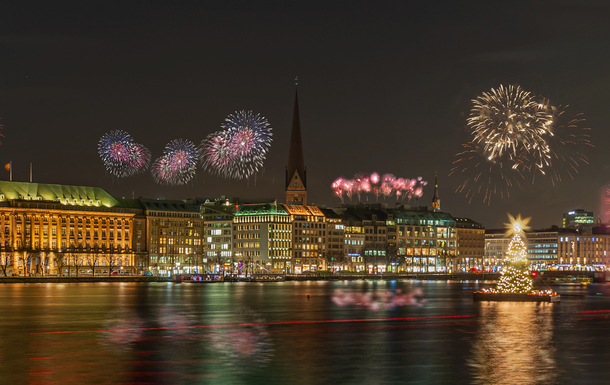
[1,280,609,384]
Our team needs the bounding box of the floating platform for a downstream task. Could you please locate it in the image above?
[473,292,560,303]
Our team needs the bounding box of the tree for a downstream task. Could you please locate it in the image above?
[17,251,33,277]
[495,215,533,294]
[54,253,66,276]
[0,254,11,276]
[101,254,119,276]
[87,254,99,276]
[71,254,86,276]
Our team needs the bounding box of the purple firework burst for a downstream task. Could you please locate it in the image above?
[200,110,272,179]
[152,139,199,185]
[223,111,273,179]
[200,131,234,177]
[98,130,150,177]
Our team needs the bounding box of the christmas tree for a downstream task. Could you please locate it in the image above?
[495,214,533,294]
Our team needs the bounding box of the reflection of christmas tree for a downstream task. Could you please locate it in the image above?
[496,214,533,294]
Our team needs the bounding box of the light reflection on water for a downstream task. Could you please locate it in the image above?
[469,302,557,385]
[2,282,610,384]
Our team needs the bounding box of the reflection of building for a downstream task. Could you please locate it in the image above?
[233,203,292,274]
[454,217,485,272]
[563,209,594,230]
[140,199,203,276]
[0,181,138,276]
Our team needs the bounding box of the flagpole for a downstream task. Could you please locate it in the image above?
[9,161,12,182]
[30,162,32,183]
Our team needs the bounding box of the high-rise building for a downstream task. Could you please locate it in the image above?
[563,209,594,229]
[285,86,307,205]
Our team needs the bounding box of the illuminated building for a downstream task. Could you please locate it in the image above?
[320,208,344,272]
[285,87,307,205]
[0,181,139,276]
[393,207,456,273]
[335,205,389,274]
[527,229,559,270]
[484,230,509,271]
[233,203,292,274]
[200,198,236,274]
[557,228,610,271]
[285,204,327,273]
[453,218,485,272]
[562,209,594,230]
[344,226,365,272]
[334,204,456,273]
[140,199,203,276]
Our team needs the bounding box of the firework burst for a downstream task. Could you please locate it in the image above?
[98,130,151,178]
[332,172,426,203]
[200,110,273,179]
[152,139,199,185]
[452,85,592,204]
[200,130,234,177]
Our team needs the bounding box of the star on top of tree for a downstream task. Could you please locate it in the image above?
[504,213,531,237]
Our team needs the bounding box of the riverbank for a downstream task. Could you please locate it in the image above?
[0,276,171,283]
[285,273,501,281]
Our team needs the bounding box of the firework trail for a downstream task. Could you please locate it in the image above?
[451,85,592,204]
[98,130,151,178]
[152,139,199,185]
[200,110,273,179]
[331,172,426,203]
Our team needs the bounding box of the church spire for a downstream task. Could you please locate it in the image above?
[286,77,307,205]
[432,172,441,212]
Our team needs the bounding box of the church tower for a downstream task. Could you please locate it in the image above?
[286,80,307,205]
[432,173,441,212]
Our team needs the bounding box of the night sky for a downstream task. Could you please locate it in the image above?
[1,1,609,229]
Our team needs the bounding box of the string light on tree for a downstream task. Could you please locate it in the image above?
[495,213,534,294]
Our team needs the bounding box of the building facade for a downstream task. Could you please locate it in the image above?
[0,181,138,276]
[453,217,486,272]
[233,203,292,274]
[563,209,594,229]
[285,204,327,273]
[140,199,203,276]
[200,199,236,274]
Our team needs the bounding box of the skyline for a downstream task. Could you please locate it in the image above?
[1,1,610,228]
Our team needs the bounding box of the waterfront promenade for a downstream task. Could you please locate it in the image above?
[0,270,600,284]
